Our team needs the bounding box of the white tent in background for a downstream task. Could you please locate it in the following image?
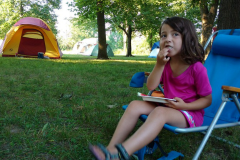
[148,48,159,58]
[82,45,95,56]
[72,38,98,54]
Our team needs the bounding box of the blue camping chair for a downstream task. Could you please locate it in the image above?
[122,29,240,160]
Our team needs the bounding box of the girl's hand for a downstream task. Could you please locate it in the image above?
[157,48,170,64]
[165,97,186,110]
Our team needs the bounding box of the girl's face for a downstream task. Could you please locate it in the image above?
[160,24,182,57]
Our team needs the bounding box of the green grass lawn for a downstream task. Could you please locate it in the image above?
[0,54,239,160]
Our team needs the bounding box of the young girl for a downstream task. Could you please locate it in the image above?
[89,17,212,160]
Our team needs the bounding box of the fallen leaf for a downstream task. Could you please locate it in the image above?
[107,104,117,108]
[76,106,83,110]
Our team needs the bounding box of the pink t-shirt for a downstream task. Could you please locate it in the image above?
[160,61,212,127]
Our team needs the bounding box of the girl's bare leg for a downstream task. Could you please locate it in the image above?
[90,103,188,159]
[106,100,156,153]
[122,106,188,155]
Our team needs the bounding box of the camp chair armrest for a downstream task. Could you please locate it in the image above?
[222,85,240,93]
[144,72,150,76]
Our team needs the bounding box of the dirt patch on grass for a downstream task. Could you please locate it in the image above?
[5,125,23,134]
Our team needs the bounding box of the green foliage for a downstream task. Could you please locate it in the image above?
[73,0,170,54]
[141,0,202,47]
[171,0,201,28]
[72,0,202,54]
[0,0,19,38]
[107,31,123,51]
[128,34,151,55]
[72,0,113,20]
[57,17,98,51]
[57,36,75,51]
[72,0,97,20]
[0,0,61,39]
[71,17,98,39]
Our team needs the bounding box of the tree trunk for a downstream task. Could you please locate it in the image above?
[97,1,108,59]
[123,21,128,53]
[217,0,240,29]
[149,31,153,51]
[126,25,133,57]
[123,30,127,52]
[20,0,23,17]
[199,0,219,55]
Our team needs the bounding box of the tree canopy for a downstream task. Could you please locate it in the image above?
[72,0,203,56]
[1,0,239,56]
[0,0,61,39]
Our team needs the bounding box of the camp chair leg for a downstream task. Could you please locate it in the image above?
[157,151,184,160]
[145,137,159,154]
[134,137,159,160]
[193,101,227,160]
[135,146,146,160]
[134,136,184,160]
[231,93,240,113]
[155,140,168,157]
[155,141,184,160]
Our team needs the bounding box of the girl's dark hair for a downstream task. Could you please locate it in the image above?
[159,17,204,64]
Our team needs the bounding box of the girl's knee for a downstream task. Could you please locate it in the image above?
[126,100,155,116]
[151,107,168,117]
[123,101,141,118]
[144,107,169,124]
[126,100,142,112]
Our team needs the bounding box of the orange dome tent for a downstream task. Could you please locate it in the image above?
[0,17,62,59]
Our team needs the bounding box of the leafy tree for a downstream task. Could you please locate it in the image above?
[217,0,240,29]
[57,36,75,51]
[143,0,202,50]
[107,31,123,51]
[107,0,202,56]
[0,0,61,39]
[72,0,202,57]
[70,16,98,42]
[170,1,201,29]
[58,14,99,51]
[73,0,168,57]
[191,0,219,54]
[73,0,110,59]
[106,0,172,56]
[133,1,170,51]
[97,0,108,59]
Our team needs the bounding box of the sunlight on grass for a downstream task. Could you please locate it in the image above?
[49,55,157,64]
[91,59,155,64]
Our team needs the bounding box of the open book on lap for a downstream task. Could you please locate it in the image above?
[138,92,176,103]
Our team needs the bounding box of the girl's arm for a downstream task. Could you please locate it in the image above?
[147,62,164,91]
[165,94,212,110]
[147,48,170,91]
